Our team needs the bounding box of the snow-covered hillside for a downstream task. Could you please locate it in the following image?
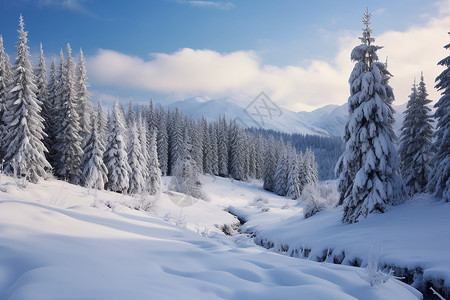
[167,96,329,136]
[0,175,421,300]
[166,96,409,137]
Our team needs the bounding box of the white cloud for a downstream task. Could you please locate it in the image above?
[176,1,234,10]
[87,1,450,111]
[38,0,93,15]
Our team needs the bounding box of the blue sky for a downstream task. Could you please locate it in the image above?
[0,0,448,111]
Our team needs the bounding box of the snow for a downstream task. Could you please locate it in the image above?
[0,175,421,299]
[230,186,450,288]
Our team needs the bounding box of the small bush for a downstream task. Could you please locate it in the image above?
[300,182,338,218]
[134,194,159,213]
[252,195,269,207]
[360,248,394,286]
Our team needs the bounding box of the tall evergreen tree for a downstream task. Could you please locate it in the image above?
[217,116,229,177]
[0,35,13,160]
[137,113,150,181]
[42,58,58,165]
[428,33,450,201]
[209,123,219,176]
[229,121,247,181]
[296,152,308,194]
[54,44,83,184]
[168,108,183,174]
[75,49,92,143]
[304,148,319,185]
[156,106,169,176]
[286,151,302,200]
[34,43,47,118]
[147,98,157,130]
[147,130,162,195]
[254,135,265,179]
[202,117,211,173]
[104,101,131,193]
[81,109,108,190]
[400,75,434,195]
[191,120,204,174]
[128,121,146,194]
[273,146,289,196]
[203,122,212,174]
[336,11,404,223]
[2,15,51,182]
[126,98,136,126]
[263,136,277,191]
[95,99,108,144]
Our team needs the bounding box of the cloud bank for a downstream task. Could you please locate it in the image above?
[87,1,450,111]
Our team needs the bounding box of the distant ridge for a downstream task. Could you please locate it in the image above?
[165,96,409,137]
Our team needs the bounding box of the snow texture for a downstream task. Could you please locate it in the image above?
[0,175,421,300]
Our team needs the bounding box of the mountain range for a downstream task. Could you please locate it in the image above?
[166,96,409,137]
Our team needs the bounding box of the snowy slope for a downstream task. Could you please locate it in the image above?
[227,186,450,297]
[167,96,330,136]
[0,175,420,300]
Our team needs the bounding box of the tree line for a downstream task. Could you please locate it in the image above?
[0,15,320,199]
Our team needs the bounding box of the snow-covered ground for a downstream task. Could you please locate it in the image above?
[0,175,423,299]
[225,180,450,297]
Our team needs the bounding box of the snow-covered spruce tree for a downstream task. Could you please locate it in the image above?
[81,108,108,190]
[104,100,131,193]
[137,113,150,181]
[286,152,302,200]
[247,135,257,179]
[263,136,277,191]
[75,49,92,143]
[217,116,229,177]
[147,98,158,131]
[212,123,220,176]
[127,121,146,194]
[51,50,65,157]
[297,152,308,194]
[229,121,247,181]
[95,99,108,145]
[169,126,203,199]
[2,15,51,182]
[34,43,47,126]
[399,75,434,195]
[202,123,214,175]
[201,117,211,174]
[126,98,136,127]
[147,130,162,195]
[156,106,169,176]
[0,35,13,159]
[42,57,58,165]
[254,135,265,179]
[190,120,203,174]
[54,44,84,184]
[337,11,405,223]
[168,108,183,175]
[428,33,450,201]
[273,146,289,196]
[304,148,319,185]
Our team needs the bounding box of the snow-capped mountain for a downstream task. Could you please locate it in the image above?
[297,104,348,137]
[167,96,330,136]
[166,96,408,137]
